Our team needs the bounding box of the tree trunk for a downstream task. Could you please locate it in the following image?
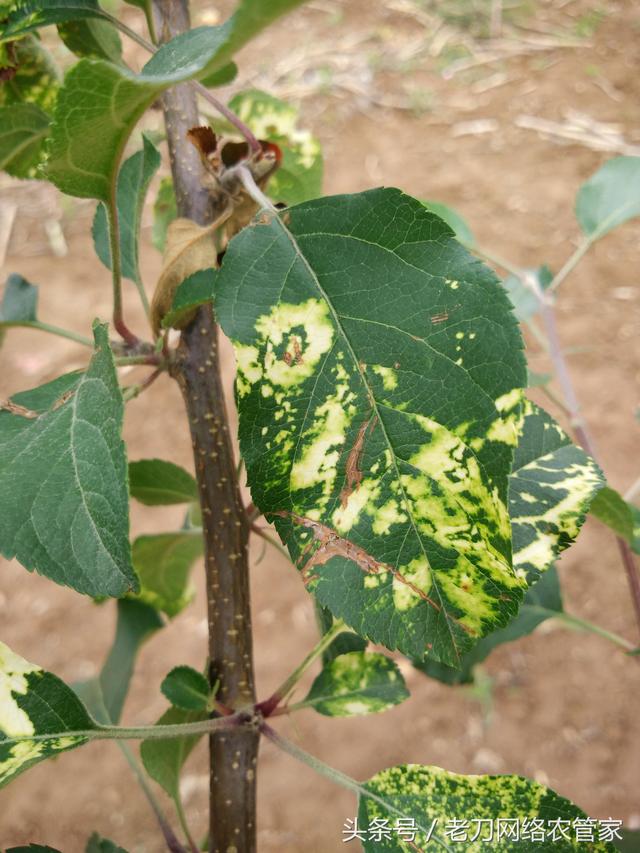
[152,2,258,850]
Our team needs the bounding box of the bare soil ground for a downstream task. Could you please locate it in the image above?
[1,1,639,850]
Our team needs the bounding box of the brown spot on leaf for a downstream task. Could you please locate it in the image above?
[275,511,441,612]
[430,312,449,324]
[340,416,374,508]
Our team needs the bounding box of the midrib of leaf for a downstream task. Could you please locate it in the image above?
[271,215,469,661]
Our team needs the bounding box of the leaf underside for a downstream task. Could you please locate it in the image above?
[0,323,137,598]
[216,188,529,667]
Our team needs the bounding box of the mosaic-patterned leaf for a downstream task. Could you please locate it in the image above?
[0,35,60,112]
[357,764,616,851]
[0,640,96,788]
[509,400,604,584]
[417,400,601,683]
[0,323,137,598]
[415,564,562,685]
[215,188,528,667]
[304,651,408,717]
[57,19,122,63]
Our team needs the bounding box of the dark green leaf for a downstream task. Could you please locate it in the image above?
[7,846,62,852]
[140,706,206,800]
[129,458,198,505]
[100,599,163,724]
[304,651,408,716]
[132,531,203,617]
[57,18,122,63]
[0,35,60,112]
[152,176,176,252]
[421,199,474,246]
[0,323,138,598]
[216,188,528,667]
[85,835,128,853]
[502,265,552,322]
[576,156,640,239]
[199,61,238,89]
[163,269,215,330]
[0,639,97,788]
[0,103,50,178]
[93,136,161,285]
[415,565,562,684]
[0,274,38,325]
[615,829,640,853]
[0,0,111,42]
[323,631,368,663]
[226,89,323,206]
[161,665,209,711]
[358,764,616,851]
[590,486,640,554]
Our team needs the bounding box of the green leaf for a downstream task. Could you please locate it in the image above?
[590,486,640,554]
[152,176,177,252]
[93,136,161,286]
[0,103,50,178]
[132,531,203,617]
[212,0,308,68]
[0,0,112,42]
[199,60,238,89]
[161,665,209,711]
[226,89,323,206]
[502,265,552,323]
[509,399,604,583]
[57,19,122,63]
[216,187,528,667]
[421,200,474,247]
[615,829,640,853]
[45,24,233,201]
[304,651,408,716]
[0,323,137,598]
[99,599,163,724]
[358,764,617,851]
[416,401,604,683]
[0,35,60,112]
[129,458,198,505]
[0,640,96,788]
[163,269,215,330]
[140,705,206,800]
[576,156,640,239]
[415,564,562,685]
[527,370,551,388]
[0,273,38,326]
[7,847,62,852]
[85,835,128,853]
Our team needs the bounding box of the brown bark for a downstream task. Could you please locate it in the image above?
[152,2,258,850]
